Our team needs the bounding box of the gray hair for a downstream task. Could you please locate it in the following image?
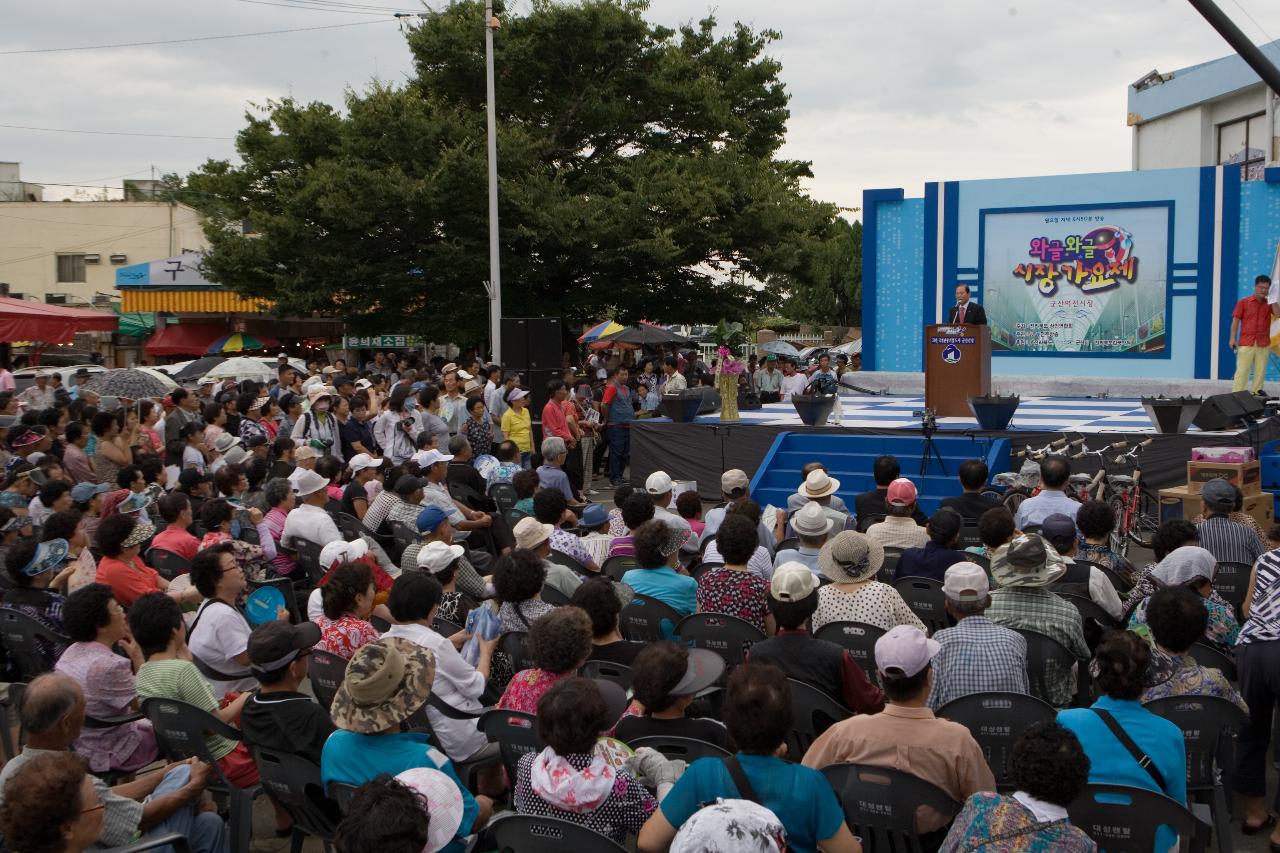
[448,434,470,456]
[20,673,80,736]
[945,593,990,615]
[541,436,567,461]
[263,477,293,507]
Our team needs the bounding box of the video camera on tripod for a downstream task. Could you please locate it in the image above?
[912,407,938,435]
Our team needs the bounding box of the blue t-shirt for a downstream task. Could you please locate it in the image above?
[660,753,845,853]
[621,567,697,638]
[321,730,478,853]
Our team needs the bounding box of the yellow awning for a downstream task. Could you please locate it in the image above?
[121,290,272,313]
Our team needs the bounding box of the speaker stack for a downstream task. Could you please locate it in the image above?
[500,317,564,419]
[1191,391,1265,432]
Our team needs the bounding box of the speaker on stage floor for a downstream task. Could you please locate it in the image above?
[1193,392,1260,432]
[1232,391,1266,419]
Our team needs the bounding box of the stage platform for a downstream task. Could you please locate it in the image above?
[629,391,1280,503]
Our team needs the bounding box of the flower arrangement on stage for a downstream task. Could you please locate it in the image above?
[716,346,745,375]
[716,346,743,422]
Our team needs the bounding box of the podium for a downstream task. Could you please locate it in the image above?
[924,324,991,417]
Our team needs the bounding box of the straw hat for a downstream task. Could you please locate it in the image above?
[799,469,840,499]
[817,531,884,583]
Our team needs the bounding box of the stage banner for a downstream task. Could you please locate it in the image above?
[980,204,1170,355]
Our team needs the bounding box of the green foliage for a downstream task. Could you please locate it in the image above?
[709,318,745,348]
[780,216,862,328]
[185,0,835,340]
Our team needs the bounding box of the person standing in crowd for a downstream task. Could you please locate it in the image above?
[1234,528,1280,842]
[778,359,808,402]
[600,367,635,486]
[754,354,782,403]
[500,388,533,467]
[1230,274,1275,393]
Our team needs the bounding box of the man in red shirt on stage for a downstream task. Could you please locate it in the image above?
[1230,274,1276,393]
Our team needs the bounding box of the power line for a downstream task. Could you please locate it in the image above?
[0,217,203,269]
[0,123,232,141]
[0,19,393,56]
[235,0,423,14]
[1227,0,1275,43]
[235,0,408,16]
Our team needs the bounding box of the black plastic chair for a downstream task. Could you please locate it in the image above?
[1058,592,1119,629]
[110,834,192,853]
[628,735,731,761]
[391,523,418,561]
[675,612,765,671]
[1213,561,1251,615]
[892,576,950,634]
[688,561,723,582]
[501,631,536,672]
[294,539,325,586]
[1068,783,1210,853]
[968,552,992,571]
[141,697,265,853]
[618,594,684,642]
[540,584,572,607]
[0,609,69,680]
[1144,694,1249,852]
[238,525,260,546]
[482,814,628,853]
[856,514,886,533]
[478,708,544,783]
[432,616,464,637]
[956,520,983,549]
[1081,559,1132,594]
[326,781,357,813]
[600,555,636,582]
[936,692,1056,790]
[1014,627,1082,708]
[878,547,902,582]
[821,763,961,852]
[502,507,528,530]
[252,747,340,853]
[334,513,364,542]
[488,482,518,513]
[786,678,852,761]
[775,536,801,553]
[308,650,348,712]
[1187,642,1237,681]
[147,547,192,581]
[448,481,489,512]
[247,577,302,625]
[813,621,884,680]
[579,659,634,691]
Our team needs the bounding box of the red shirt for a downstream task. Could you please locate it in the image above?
[1233,296,1273,347]
[542,398,571,441]
[151,526,200,561]
[96,555,163,607]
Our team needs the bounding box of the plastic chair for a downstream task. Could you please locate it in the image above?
[856,514,885,533]
[821,763,961,853]
[1081,559,1132,594]
[968,552,991,571]
[488,482,518,513]
[141,698,265,853]
[775,537,800,553]
[618,594,684,642]
[547,550,588,576]
[502,507,528,530]
[1187,642,1237,681]
[1213,561,1251,614]
[334,513,364,541]
[878,547,901,582]
[1058,592,1119,629]
[600,555,636,582]
[482,814,628,853]
[478,708,544,783]
[688,561,723,582]
[813,621,884,680]
[294,539,325,586]
[147,547,192,581]
[308,650,348,712]
[432,616,464,637]
[579,659,634,691]
[1144,694,1249,853]
[1014,628,1082,708]
[786,678,852,761]
[628,735,731,761]
[0,609,69,680]
[247,577,302,625]
[448,481,489,511]
[238,525,260,546]
[326,781,357,813]
[391,524,418,560]
[676,612,765,672]
[109,834,192,853]
[956,520,983,549]
[936,692,1056,790]
[892,576,950,634]
[1068,783,1211,853]
[252,747,340,853]
[501,631,536,672]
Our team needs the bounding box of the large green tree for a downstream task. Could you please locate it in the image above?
[781,216,862,328]
[186,0,837,341]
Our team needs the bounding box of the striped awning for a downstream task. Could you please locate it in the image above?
[121,290,271,313]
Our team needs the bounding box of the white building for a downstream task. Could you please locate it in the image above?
[1129,39,1279,178]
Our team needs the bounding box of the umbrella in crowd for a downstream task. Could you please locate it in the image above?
[596,323,694,346]
[578,320,625,343]
[169,355,228,383]
[207,333,279,354]
[758,339,801,358]
[82,368,177,399]
[202,356,276,383]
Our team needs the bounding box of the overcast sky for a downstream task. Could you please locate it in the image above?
[4,0,1280,211]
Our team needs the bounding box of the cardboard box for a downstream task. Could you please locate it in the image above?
[1186,460,1261,496]
[1158,485,1274,529]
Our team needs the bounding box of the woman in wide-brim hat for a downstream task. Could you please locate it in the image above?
[811,531,926,634]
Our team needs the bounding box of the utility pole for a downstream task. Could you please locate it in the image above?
[484,2,502,364]
[1185,0,1280,94]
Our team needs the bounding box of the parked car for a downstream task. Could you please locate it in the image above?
[12,364,107,393]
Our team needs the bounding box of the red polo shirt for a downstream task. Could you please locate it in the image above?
[542,398,572,441]
[1233,295,1273,347]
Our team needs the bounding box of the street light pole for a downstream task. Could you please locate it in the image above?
[484,2,502,364]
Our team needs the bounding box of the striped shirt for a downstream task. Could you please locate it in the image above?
[135,658,238,760]
[1195,515,1265,567]
[1239,549,1280,645]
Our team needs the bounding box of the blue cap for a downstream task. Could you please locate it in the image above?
[581,503,608,529]
[70,482,111,504]
[416,506,450,533]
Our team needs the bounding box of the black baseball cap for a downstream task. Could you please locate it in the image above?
[247,621,321,676]
[394,475,428,496]
[178,469,213,488]
[244,433,270,449]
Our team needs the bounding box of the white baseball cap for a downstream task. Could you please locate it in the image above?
[417,541,466,574]
[942,562,990,602]
[645,470,673,495]
[319,538,369,570]
[348,453,383,474]
[416,449,453,468]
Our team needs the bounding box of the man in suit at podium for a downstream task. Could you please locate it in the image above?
[948,284,986,325]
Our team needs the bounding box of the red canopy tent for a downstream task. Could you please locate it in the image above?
[0,297,118,344]
[144,324,225,357]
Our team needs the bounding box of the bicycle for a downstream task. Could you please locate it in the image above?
[992,438,1079,515]
[1103,439,1157,558]
[1067,439,1122,502]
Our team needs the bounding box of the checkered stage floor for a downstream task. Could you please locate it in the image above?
[671,394,1205,433]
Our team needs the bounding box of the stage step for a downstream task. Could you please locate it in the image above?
[750,432,1012,519]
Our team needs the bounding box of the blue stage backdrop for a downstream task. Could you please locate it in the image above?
[862,164,1280,380]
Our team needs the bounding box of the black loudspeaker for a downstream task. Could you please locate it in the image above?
[1232,391,1266,418]
[1142,396,1202,434]
[524,368,561,425]
[968,395,1020,430]
[1192,392,1252,432]
[501,317,562,370]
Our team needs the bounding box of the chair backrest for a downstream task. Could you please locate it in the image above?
[547,550,587,576]
[335,513,364,541]
[1186,642,1237,681]
[688,561,723,582]
[1068,783,1207,852]
[821,763,961,850]
[502,631,536,672]
[238,524,260,546]
[391,523,418,556]
[247,577,302,625]
[541,584,572,607]
[775,537,800,553]
[1014,628,1078,707]
[857,514,885,533]
[447,481,487,510]
[308,650,348,711]
[956,520,983,549]
[252,747,340,841]
[786,678,852,760]
[485,814,629,853]
[600,555,636,582]
[675,612,766,671]
[141,697,243,788]
[618,593,683,642]
[697,534,716,556]
[326,781,358,813]
[1084,560,1132,594]
[1143,694,1249,790]
[1213,561,1250,611]
[0,609,70,680]
[147,547,192,581]
[432,616,464,637]
[935,691,1056,789]
[1058,592,1118,629]
[627,735,731,762]
[878,547,901,582]
[968,552,992,571]
[891,576,950,634]
[488,482,518,513]
[579,659,634,691]
[295,539,325,585]
[813,621,885,680]
[478,709,544,782]
[503,507,528,529]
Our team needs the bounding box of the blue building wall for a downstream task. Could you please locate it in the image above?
[862,165,1280,380]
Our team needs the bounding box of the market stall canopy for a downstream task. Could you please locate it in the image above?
[0,297,118,344]
[595,323,694,346]
[115,252,271,313]
[145,324,225,357]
